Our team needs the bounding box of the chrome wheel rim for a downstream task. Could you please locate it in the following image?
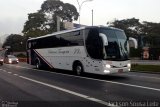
[76,66,82,75]
[36,63,39,69]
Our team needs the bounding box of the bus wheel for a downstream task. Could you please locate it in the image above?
[74,63,83,75]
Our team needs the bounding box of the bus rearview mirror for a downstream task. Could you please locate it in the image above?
[129,37,138,49]
[99,33,108,46]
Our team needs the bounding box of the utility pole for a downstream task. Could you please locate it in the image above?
[57,16,60,32]
[77,0,93,25]
[92,9,93,26]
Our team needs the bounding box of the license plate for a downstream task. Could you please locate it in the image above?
[118,69,123,73]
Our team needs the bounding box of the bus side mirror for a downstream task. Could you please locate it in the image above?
[129,37,138,49]
[99,33,108,46]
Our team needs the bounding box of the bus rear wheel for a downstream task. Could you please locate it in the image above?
[73,63,83,75]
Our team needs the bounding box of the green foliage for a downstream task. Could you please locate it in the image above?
[142,21,160,36]
[22,0,79,38]
[108,18,160,38]
[22,12,48,38]
[40,0,78,22]
[2,34,26,52]
[16,53,26,58]
[108,18,143,37]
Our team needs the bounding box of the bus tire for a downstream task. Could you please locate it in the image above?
[73,62,83,75]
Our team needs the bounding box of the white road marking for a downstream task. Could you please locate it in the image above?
[19,75,117,107]
[7,72,12,74]
[1,65,118,106]
[0,69,6,72]
[2,70,7,72]
[8,64,160,92]
[13,74,18,76]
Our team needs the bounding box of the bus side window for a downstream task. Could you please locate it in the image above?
[59,31,84,47]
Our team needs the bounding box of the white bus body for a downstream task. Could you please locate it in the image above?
[27,26,131,75]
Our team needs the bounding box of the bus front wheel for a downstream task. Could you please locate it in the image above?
[73,62,83,75]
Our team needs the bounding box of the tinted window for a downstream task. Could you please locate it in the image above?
[100,29,129,60]
[59,30,84,46]
[28,30,84,49]
[85,28,103,59]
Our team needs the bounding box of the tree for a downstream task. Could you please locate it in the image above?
[22,12,48,38]
[108,18,143,37]
[2,34,25,52]
[22,0,79,38]
[142,21,160,37]
[40,0,78,22]
[108,18,160,38]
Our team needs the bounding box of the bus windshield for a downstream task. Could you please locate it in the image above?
[100,29,129,61]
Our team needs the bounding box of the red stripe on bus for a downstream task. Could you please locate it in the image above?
[33,49,54,68]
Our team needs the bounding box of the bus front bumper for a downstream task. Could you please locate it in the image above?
[102,61,131,74]
[103,67,130,74]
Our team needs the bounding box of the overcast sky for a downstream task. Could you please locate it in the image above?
[0,0,160,36]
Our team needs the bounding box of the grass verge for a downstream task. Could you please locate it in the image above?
[131,64,160,72]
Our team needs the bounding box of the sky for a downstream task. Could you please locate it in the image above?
[0,0,160,36]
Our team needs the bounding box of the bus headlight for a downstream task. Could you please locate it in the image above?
[106,64,111,68]
[127,63,131,68]
[104,70,110,73]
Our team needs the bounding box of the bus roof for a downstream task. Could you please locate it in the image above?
[28,26,123,41]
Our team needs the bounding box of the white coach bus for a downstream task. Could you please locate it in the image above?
[27,26,133,75]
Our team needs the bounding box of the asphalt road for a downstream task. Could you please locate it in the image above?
[0,63,160,107]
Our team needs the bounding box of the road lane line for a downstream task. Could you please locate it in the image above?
[2,70,7,72]
[13,74,18,76]
[8,64,160,92]
[0,69,6,72]
[18,75,117,107]
[7,72,12,74]
[1,69,7,72]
